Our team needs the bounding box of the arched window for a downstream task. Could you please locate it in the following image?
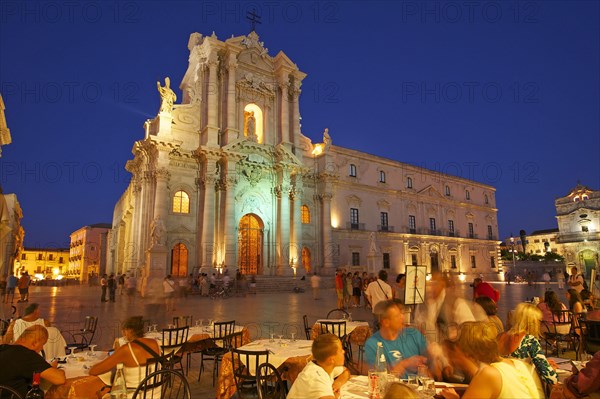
[172,191,190,214]
[465,190,470,200]
[379,171,386,183]
[301,205,311,224]
[349,164,357,177]
[484,194,489,204]
[243,103,264,143]
[445,185,450,196]
[171,243,188,277]
[407,177,413,189]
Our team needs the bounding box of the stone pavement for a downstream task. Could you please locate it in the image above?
[0,279,569,398]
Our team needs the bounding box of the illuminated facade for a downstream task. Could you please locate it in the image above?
[69,223,111,282]
[18,248,69,280]
[555,184,600,277]
[109,31,500,278]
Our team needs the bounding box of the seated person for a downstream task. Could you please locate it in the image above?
[537,290,567,328]
[89,316,161,397]
[287,333,350,399]
[440,321,543,399]
[563,350,600,397]
[500,302,558,386]
[475,296,504,335]
[365,300,428,379]
[0,325,66,397]
[2,303,51,343]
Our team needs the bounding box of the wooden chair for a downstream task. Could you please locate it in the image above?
[198,320,235,385]
[132,369,191,399]
[302,315,312,340]
[319,320,353,364]
[161,326,189,372]
[231,347,270,398]
[0,385,23,399]
[65,316,98,351]
[256,362,286,399]
[326,308,350,319]
[172,316,193,328]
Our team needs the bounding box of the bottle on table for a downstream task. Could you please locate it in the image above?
[110,363,128,399]
[25,372,44,399]
[375,342,389,394]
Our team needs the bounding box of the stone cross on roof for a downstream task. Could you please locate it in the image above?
[247,9,261,32]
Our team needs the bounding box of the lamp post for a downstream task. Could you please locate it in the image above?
[510,233,516,275]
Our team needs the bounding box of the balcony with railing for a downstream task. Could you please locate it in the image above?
[378,225,395,232]
[346,222,366,231]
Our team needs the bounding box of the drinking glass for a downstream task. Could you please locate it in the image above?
[195,319,201,328]
[421,377,436,396]
[147,325,152,334]
[269,333,275,343]
[290,332,296,342]
[152,324,158,333]
[68,347,76,359]
[88,344,97,357]
[407,374,419,390]
[167,324,175,329]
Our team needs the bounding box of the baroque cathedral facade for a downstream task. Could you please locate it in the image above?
[107,31,500,281]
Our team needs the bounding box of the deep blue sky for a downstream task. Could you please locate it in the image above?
[1,1,599,248]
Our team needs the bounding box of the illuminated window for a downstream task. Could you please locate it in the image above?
[173,191,190,214]
[171,243,188,277]
[301,205,310,224]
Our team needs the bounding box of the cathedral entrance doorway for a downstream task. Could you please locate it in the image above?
[238,213,263,275]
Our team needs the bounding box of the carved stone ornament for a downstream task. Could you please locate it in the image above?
[172,104,201,131]
[237,73,275,97]
[242,195,260,214]
[241,165,263,186]
[241,31,269,57]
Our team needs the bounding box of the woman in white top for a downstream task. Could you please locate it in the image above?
[90,316,161,398]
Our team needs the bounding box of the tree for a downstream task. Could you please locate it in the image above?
[519,229,527,254]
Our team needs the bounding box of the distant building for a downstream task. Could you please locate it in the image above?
[108,31,500,280]
[503,228,561,256]
[18,248,69,279]
[69,223,111,282]
[556,184,600,277]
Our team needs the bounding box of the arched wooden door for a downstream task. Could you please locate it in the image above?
[238,214,263,275]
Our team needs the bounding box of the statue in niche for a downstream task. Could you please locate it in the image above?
[244,111,257,141]
[157,77,177,114]
[150,216,166,247]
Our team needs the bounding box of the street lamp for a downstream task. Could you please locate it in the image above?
[510,233,516,274]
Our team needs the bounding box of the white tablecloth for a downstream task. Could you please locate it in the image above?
[237,338,312,374]
[315,320,369,335]
[60,351,111,384]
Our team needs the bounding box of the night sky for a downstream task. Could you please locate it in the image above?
[1,1,599,248]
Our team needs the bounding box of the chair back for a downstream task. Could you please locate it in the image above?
[83,315,98,334]
[173,316,193,328]
[319,321,347,338]
[551,310,573,335]
[0,319,10,336]
[303,315,311,340]
[582,319,600,354]
[213,320,235,347]
[0,385,23,399]
[256,362,286,399]
[161,326,189,355]
[231,347,270,398]
[326,308,350,319]
[227,330,245,349]
[131,369,191,399]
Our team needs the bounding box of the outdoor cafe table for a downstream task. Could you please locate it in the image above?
[45,351,111,399]
[311,320,372,345]
[341,375,469,399]
[216,338,313,399]
[144,324,250,353]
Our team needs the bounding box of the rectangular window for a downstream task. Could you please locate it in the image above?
[37,253,43,260]
[409,215,416,233]
[380,171,386,183]
[48,254,54,261]
[36,266,42,273]
[380,212,388,231]
[383,253,390,269]
[451,255,457,269]
[471,255,476,268]
[21,253,26,260]
[487,225,493,240]
[448,220,455,236]
[59,257,64,264]
[429,218,436,234]
[468,223,474,238]
[490,256,495,268]
[407,177,413,188]
[411,254,418,265]
[350,208,359,229]
[349,164,357,177]
[352,252,360,266]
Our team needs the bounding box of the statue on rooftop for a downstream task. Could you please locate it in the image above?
[157,77,177,114]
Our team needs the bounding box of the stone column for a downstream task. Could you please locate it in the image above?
[222,166,237,268]
[206,54,219,146]
[290,182,303,276]
[225,55,238,144]
[131,179,142,271]
[279,79,289,144]
[403,241,410,271]
[291,81,301,151]
[201,160,218,268]
[321,193,335,275]
[279,183,291,276]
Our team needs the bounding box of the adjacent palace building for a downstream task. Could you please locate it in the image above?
[108,31,500,280]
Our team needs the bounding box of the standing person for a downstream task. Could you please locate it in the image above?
[118,273,125,295]
[568,266,585,294]
[17,272,30,303]
[392,274,406,303]
[100,274,108,302]
[310,272,321,300]
[107,274,117,303]
[362,272,370,308]
[557,269,565,290]
[163,275,176,311]
[344,272,353,308]
[125,274,137,304]
[352,271,362,307]
[335,270,344,309]
[542,271,551,289]
[472,278,500,303]
[365,270,393,330]
[4,271,18,303]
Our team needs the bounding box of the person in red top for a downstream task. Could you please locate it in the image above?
[472,278,500,303]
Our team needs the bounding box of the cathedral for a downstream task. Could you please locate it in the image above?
[107,31,500,282]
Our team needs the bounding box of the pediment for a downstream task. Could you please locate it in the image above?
[346,195,362,207]
[170,225,193,234]
[237,48,274,72]
[223,139,274,158]
[274,143,303,165]
[418,185,443,198]
[377,199,391,210]
[273,51,298,71]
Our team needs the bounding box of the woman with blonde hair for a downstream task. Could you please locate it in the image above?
[440,321,543,399]
[500,302,558,386]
